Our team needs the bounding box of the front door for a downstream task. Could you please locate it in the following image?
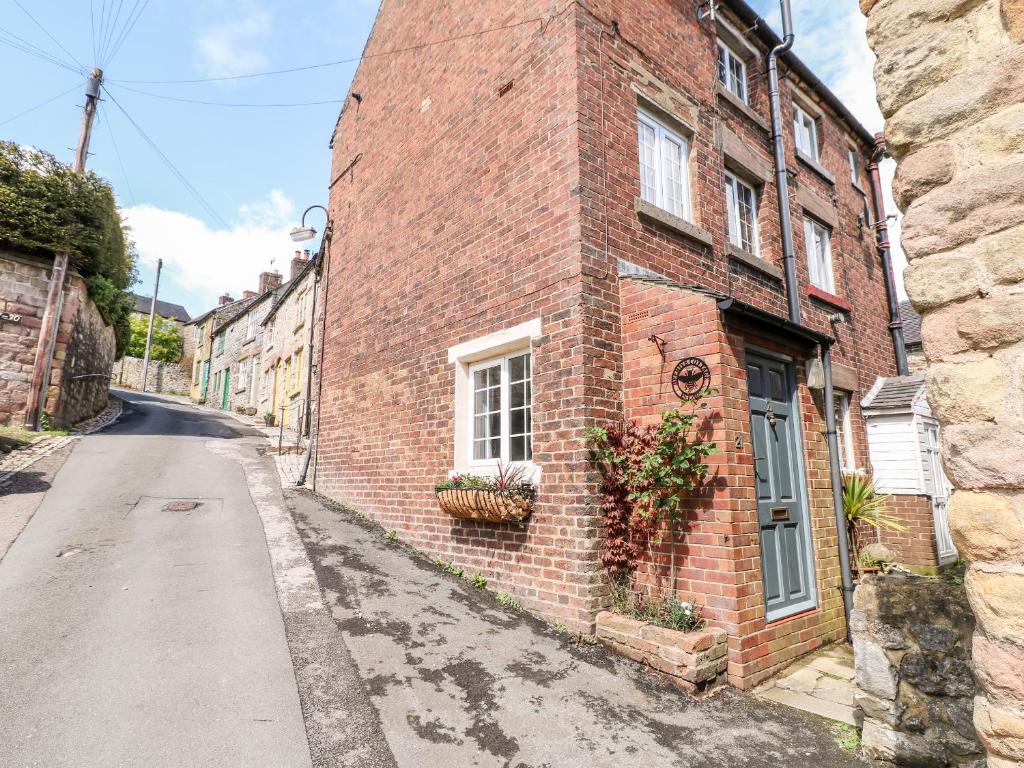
[747,352,817,621]
[222,369,230,409]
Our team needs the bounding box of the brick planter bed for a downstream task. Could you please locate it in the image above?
[595,611,728,693]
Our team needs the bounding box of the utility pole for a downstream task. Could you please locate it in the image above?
[140,258,162,392]
[24,68,104,429]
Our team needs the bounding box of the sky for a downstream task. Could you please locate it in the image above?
[0,0,902,318]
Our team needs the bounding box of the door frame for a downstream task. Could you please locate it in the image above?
[745,346,819,622]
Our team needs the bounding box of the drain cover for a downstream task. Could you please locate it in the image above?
[163,500,200,511]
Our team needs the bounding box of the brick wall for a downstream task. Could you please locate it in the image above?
[316,0,902,669]
[876,494,941,571]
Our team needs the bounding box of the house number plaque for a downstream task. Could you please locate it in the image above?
[0,311,22,324]
[671,356,711,401]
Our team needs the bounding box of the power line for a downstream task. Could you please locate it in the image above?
[99,103,136,204]
[0,81,81,128]
[104,0,149,67]
[97,0,125,65]
[108,17,544,85]
[108,82,343,108]
[0,31,83,74]
[9,0,86,71]
[103,87,229,229]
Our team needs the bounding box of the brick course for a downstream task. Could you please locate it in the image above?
[316,0,902,684]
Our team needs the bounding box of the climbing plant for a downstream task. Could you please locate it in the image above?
[585,398,716,574]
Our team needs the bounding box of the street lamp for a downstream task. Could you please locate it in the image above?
[290,204,330,242]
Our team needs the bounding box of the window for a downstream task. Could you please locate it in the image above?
[292,348,303,391]
[244,312,256,341]
[803,216,835,293]
[194,360,201,384]
[848,148,859,186]
[216,333,225,354]
[716,40,748,103]
[237,358,249,391]
[637,109,691,220]
[296,291,308,328]
[724,171,759,255]
[470,352,532,464]
[793,104,819,161]
[835,392,856,472]
[197,325,205,347]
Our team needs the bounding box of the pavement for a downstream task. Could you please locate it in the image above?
[755,644,859,726]
[0,390,870,767]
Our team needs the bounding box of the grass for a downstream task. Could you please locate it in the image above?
[832,723,861,753]
[0,424,68,456]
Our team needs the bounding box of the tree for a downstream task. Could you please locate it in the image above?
[126,314,183,362]
[0,141,137,357]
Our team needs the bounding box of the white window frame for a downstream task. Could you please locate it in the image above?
[637,108,692,221]
[804,216,836,293]
[237,358,249,391]
[468,351,532,468]
[244,312,256,341]
[835,392,857,472]
[724,171,759,255]
[794,104,819,162]
[848,148,859,186]
[716,39,748,104]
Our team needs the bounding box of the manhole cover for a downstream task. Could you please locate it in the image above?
[163,501,200,511]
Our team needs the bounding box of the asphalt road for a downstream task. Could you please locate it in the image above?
[0,391,314,767]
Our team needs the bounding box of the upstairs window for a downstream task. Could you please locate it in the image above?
[470,352,532,464]
[244,312,256,340]
[637,109,691,221]
[848,148,859,185]
[216,333,225,354]
[716,40,748,104]
[724,172,759,255]
[835,392,856,472]
[804,216,836,293]
[793,104,819,162]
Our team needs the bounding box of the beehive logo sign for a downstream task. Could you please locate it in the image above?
[671,357,710,401]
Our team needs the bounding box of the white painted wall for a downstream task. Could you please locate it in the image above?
[865,413,925,494]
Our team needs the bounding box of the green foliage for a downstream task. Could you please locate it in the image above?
[0,142,137,356]
[435,463,536,504]
[553,619,568,634]
[495,592,520,610]
[470,572,487,589]
[126,314,183,362]
[586,397,716,573]
[385,530,398,541]
[444,560,464,578]
[843,473,906,573]
[608,576,704,632]
[832,723,861,753]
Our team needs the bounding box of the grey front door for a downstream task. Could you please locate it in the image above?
[747,352,816,621]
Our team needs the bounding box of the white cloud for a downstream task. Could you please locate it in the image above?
[196,8,272,78]
[125,190,302,310]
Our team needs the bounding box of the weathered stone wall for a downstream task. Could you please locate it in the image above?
[853,574,982,766]
[114,355,191,395]
[862,1,1024,764]
[0,251,48,425]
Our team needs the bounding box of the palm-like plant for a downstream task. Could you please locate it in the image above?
[843,473,906,575]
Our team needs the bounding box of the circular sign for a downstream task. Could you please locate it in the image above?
[671,357,711,400]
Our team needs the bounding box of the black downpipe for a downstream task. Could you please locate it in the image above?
[868,134,910,376]
[823,345,855,636]
[766,0,799,325]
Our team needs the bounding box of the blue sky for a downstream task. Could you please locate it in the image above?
[1,1,898,317]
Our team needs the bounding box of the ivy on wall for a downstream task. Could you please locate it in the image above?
[0,141,136,357]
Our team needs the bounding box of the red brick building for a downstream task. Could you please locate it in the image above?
[317,0,913,687]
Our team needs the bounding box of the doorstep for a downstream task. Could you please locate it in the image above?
[754,644,859,726]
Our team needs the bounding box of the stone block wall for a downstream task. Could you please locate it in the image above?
[595,611,728,693]
[114,356,191,395]
[862,0,1024,763]
[55,275,116,426]
[852,573,981,766]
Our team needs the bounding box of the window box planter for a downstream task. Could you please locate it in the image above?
[436,487,532,522]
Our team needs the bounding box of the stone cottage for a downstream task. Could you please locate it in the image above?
[0,248,116,427]
[114,292,193,393]
[259,250,318,432]
[316,0,916,688]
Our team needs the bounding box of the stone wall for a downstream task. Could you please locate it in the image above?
[114,355,191,395]
[55,275,116,426]
[862,1,1024,764]
[852,573,982,766]
[0,251,47,425]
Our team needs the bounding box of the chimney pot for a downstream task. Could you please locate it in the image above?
[218,293,233,306]
[258,270,283,294]
[242,290,257,299]
[290,254,306,280]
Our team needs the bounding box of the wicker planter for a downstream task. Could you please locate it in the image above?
[436,487,533,523]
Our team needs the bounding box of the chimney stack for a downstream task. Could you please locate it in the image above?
[242,290,257,299]
[290,250,307,280]
[218,293,233,306]
[258,270,282,294]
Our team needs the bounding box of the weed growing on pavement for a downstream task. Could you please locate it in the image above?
[433,557,446,567]
[470,573,487,589]
[832,724,860,753]
[554,619,568,634]
[444,561,464,578]
[496,592,520,610]
[385,530,397,541]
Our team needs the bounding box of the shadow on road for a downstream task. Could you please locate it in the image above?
[106,390,265,440]
[0,470,52,497]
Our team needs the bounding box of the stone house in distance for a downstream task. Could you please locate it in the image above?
[259,250,317,431]
[114,293,193,393]
[317,0,919,689]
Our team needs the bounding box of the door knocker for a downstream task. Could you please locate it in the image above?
[766,402,777,427]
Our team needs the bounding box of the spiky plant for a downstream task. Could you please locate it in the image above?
[843,473,906,574]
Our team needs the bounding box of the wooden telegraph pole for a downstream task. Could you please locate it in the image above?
[24,68,103,429]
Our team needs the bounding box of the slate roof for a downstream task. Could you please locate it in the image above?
[862,374,926,411]
[900,300,922,347]
[131,293,191,323]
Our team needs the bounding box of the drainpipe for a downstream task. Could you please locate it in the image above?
[868,133,909,376]
[823,344,855,637]
[767,0,800,324]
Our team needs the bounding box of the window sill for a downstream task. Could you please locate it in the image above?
[725,244,784,281]
[714,83,768,131]
[243,337,255,346]
[807,285,852,312]
[635,197,713,248]
[796,151,836,186]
